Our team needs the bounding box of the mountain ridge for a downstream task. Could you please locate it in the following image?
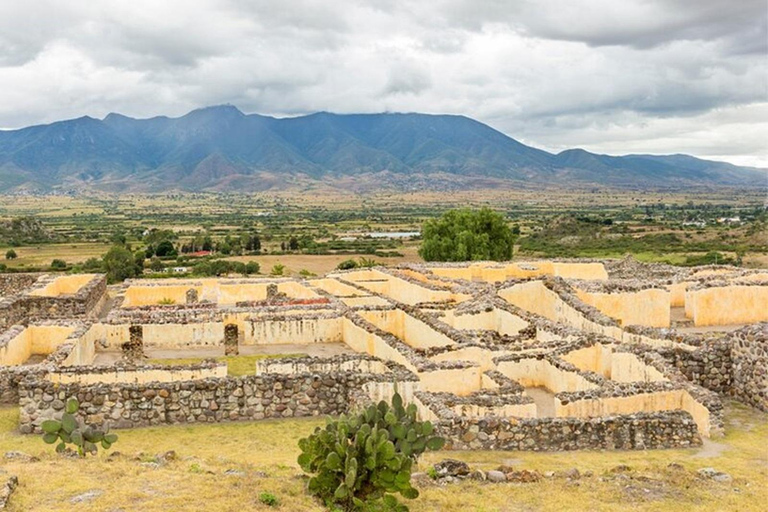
[0,105,764,193]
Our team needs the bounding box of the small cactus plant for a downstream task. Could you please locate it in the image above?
[298,392,444,511]
[40,398,118,457]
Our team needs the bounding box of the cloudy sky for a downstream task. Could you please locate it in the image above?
[0,0,766,166]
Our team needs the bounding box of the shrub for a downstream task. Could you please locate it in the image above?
[258,492,279,507]
[5,249,16,260]
[357,257,378,268]
[158,297,176,305]
[245,261,260,275]
[271,264,285,276]
[298,392,444,511]
[41,398,118,457]
[336,259,358,270]
[50,259,67,270]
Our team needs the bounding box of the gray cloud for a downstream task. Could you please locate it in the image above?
[0,0,765,166]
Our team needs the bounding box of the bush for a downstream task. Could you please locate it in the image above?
[336,259,358,270]
[41,398,118,456]
[271,264,285,276]
[103,244,141,283]
[258,492,279,507]
[50,259,67,270]
[419,208,515,262]
[5,249,16,260]
[245,261,260,275]
[298,392,444,511]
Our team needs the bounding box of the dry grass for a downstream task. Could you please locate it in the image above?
[224,248,422,277]
[2,242,109,267]
[0,401,765,511]
[147,353,306,376]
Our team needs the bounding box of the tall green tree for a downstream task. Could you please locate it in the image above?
[103,245,141,283]
[419,208,515,262]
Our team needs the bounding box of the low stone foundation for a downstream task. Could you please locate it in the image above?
[437,410,701,451]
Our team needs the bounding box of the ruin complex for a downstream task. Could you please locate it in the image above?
[1,258,766,451]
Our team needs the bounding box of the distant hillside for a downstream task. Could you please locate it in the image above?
[0,106,764,192]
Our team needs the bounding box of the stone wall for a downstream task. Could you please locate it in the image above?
[730,324,768,411]
[418,390,701,451]
[0,274,40,297]
[17,364,410,433]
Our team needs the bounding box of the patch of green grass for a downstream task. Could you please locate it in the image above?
[147,353,305,377]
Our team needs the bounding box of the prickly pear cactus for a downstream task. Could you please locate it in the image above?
[40,398,118,457]
[297,392,444,511]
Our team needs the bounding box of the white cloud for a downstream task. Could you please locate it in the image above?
[0,0,765,166]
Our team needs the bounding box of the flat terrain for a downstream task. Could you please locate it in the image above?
[224,247,422,276]
[0,401,765,511]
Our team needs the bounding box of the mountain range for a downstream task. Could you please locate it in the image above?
[0,105,764,193]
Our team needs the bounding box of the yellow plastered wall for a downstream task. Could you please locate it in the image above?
[555,390,711,436]
[666,282,690,307]
[123,279,319,306]
[430,346,511,372]
[450,402,537,418]
[417,366,482,396]
[48,365,226,385]
[123,285,202,307]
[499,281,683,350]
[341,296,391,307]
[563,344,666,383]
[0,331,32,366]
[358,310,454,349]
[497,359,599,393]
[686,286,768,326]
[439,308,529,336]
[0,325,78,366]
[310,279,368,297]
[29,274,96,297]
[341,269,465,304]
[575,288,670,327]
[60,325,101,366]
[104,323,224,348]
[341,318,415,371]
[244,317,343,345]
[429,261,607,282]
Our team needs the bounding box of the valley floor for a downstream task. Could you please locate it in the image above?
[0,401,765,511]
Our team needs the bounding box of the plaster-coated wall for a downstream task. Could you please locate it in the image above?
[0,325,76,366]
[499,281,683,349]
[440,309,528,336]
[685,286,768,326]
[358,310,455,349]
[417,367,482,396]
[561,345,667,383]
[429,262,608,282]
[497,359,599,393]
[48,365,227,385]
[556,390,711,436]
[575,288,670,327]
[29,274,96,297]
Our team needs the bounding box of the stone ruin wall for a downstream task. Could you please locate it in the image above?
[3,262,768,453]
[0,274,106,331]
[729,323,768,411]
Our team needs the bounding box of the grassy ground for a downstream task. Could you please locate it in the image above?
[0,401,764,511]
[2,242,109,268]
[223,247,422,277]
[146,354,306,377]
